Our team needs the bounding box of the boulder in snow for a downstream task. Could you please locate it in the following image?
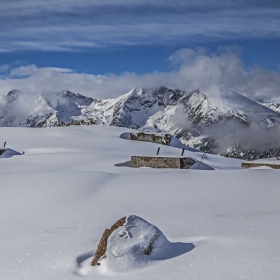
[91,215,179,272]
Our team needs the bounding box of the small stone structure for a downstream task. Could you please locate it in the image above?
[130,132,171,146]
[242,159,280,169]
[131,156,195,169]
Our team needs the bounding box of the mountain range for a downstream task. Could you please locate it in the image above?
[1,87,280,159]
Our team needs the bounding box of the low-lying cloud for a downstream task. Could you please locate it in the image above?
[202,119,280,153]
[0,90,39,126]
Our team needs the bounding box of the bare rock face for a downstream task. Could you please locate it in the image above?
[91,215,170,269]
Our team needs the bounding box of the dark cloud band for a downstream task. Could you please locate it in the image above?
[0,0,280,52]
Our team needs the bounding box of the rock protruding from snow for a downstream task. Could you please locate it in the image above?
[130,132,171,145]
[91,217,126,266]
[91,215,173,272]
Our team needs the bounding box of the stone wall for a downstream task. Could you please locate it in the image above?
[131,156,195,169]
[130,132,171,145]
[242,162,280,169]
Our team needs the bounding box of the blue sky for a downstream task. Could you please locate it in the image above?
[0,0,280,98]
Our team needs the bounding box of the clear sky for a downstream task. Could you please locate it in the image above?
[0,0,280,99]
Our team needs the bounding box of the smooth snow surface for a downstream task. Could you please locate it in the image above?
[0,125,279,280]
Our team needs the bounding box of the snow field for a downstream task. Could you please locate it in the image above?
[0,125,279,279]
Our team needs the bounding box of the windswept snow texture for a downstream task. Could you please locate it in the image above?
[0,125,280,279]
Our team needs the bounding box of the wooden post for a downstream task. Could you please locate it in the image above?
[181,148,185,156]
[3,141,6,147]
[156,147,160,155]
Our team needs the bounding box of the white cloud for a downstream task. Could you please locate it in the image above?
[8,65,73,78]
[203,119,280,152]
[9,65,38,77]
[0,64,11,73]
[0,48,280,100]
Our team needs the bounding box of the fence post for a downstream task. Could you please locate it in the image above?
[156,147,160,155]
[181,148,185,156]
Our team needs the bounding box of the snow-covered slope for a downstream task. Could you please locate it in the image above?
[259,97,280,114]
[0,125,279,279]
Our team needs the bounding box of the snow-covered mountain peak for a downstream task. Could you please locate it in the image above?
[60,90,94,103]
[48,90,94,106]
[218,91,276,115]
[5,89,22,96]
[4,89,22,102]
